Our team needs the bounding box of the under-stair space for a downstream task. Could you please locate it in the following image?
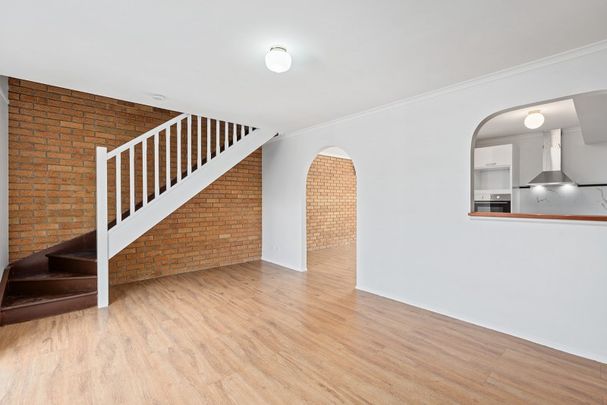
[1,112,276,325]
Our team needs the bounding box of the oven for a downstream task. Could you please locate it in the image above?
[474,194,511,213]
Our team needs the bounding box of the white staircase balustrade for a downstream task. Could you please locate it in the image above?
[95,113,276,307]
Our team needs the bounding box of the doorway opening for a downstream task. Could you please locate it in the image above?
[305,147,356,288]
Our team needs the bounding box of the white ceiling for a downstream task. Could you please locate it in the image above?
[478,99,580,139]
[2,1,607,133]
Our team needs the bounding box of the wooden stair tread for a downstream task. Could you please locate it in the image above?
[2,290,96,310]
[46,250,97,262]
[10,271,96,282]
[0,124,258,325]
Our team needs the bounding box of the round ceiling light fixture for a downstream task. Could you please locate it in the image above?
[524,110,545,130]
[265,46,292,73]
[151,94,166,102]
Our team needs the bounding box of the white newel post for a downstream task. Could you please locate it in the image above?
[96,146,109,308]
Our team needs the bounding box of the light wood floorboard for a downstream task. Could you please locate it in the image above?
[0,245,605,404]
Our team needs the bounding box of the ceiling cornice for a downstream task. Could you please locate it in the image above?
[269,39,607,144]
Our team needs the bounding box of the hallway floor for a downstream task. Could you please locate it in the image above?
[0,245,605,404]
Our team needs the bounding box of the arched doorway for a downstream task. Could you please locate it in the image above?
[305,147,357,288]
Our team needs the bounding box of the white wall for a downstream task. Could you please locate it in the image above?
[262,44,607,363]
[0,76,8,271]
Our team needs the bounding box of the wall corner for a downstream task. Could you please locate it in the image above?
[0,76,9,271]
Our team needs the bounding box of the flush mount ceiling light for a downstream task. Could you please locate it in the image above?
[151,94,166,101]
[524,110,545,129]
[265,46,292,73]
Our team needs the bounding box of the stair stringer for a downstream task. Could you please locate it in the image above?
[107,128,276,259]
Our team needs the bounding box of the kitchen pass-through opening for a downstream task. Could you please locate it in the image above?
[470,90,607,222]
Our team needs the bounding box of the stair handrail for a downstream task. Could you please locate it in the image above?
[95,111,258,308]
[107,113,189,158]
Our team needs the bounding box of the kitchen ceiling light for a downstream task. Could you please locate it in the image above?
[265,46,292,73]
[151,94,166,101]
[524,111,545,130]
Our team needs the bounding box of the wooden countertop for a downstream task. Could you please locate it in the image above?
[468,212,607,222]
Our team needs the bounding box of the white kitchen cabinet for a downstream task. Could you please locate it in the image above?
[474,144,512,169]
[473,143,515,210]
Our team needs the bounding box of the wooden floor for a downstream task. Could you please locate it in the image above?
[1,245,606,404]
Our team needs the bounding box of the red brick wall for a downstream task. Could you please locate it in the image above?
[8,78,261,284]
[110,150,261,284]
[306,154,356,251]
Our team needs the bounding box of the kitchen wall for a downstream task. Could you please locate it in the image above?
[477,128,607,214]
[262,43,607,362]
[0,76,8,272]
[476,128,607,185]
[515,185,607,214]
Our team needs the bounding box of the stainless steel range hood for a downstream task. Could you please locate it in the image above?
[528,129,575,186]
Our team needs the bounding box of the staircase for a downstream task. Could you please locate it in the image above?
[0,113,276,325]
